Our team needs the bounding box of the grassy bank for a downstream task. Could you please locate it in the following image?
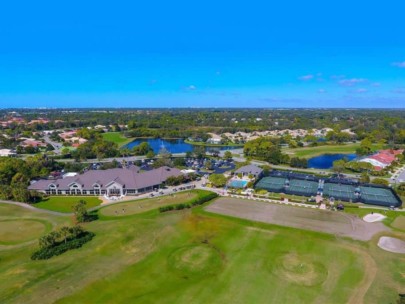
[99,191,199,217]
[283,143,380,158]
[101,132,134,147]
[184,139,244,148]
[0,193,403,303]
[34,196,102,213]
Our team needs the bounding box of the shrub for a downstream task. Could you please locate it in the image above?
[159,191,218,213]
[31,232,95,260]
[372,178,389,186]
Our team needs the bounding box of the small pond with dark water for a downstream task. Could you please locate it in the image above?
[125,138,239,154]
[307,153,357,169]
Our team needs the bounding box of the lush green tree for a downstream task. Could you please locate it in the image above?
[224,150,233,160]
[244,137,289,164]
[332,159,346,173]
[46,143,55,151]
[288,140,298,148]
[68,225,85,238]
[61,147,70,155]
[146,150,155,159]
[290,157,308,168]
[0,185,13,200]
[165,175,185,186]
[153,150,173,168]
[205,160,213,170]
[356,138,373,155]
[132,142,153,155]
[208,174,228,187]
[372,178,389,186]
[120,147,131,157]
[193,146,206,159]
[359,172,370,183]
[173,158,186,167]
[59,226,70,244]
[73,200,88,223]
[39,231,59,249]
[343,161,373,173]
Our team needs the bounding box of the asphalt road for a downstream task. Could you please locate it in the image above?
[43,135,63,154]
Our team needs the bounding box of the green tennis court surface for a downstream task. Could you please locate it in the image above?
[359,186,399,206]
[255,176,402,207]
[323,183,357,201]
[255,177,286,192]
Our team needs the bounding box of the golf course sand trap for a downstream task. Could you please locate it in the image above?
[206,197,389,241]
[363,213,386,223]
[377,237,405,254]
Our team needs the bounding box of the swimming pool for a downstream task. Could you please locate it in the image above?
[228,179,248,188]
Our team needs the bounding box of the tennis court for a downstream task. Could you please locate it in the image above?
[254,174,402,207]
[323,183,357,201]
[255,177,286,192]
[359,186,400,207]
[286,179,318,196]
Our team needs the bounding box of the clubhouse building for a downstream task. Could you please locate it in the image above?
[28,166,183,197]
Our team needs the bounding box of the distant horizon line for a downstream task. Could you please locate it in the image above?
[0,107,404,111]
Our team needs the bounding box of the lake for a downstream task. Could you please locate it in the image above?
[125,138,239,154]
[307,153,357,169]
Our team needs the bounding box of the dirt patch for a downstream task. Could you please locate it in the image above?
[377,236,405,254]
[205,197,389,241]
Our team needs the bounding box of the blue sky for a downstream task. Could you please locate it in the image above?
[1,1,405,108]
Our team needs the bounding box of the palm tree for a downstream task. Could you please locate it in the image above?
[39,236,50,249]
[69,225,84,238]
[39,231,59,248]
[60,226,70,244]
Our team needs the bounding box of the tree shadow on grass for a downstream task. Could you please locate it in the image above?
[86,210,99,222]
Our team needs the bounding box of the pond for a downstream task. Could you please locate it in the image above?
[307,153,357,169]
[125,138,239,154]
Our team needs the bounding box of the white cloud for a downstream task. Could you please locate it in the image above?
[330,75,346,80]
[188,85,196,90]
[318,89,326,94]
[355,88,368,93]
[392,61,405,68]
[371,82,381,87]
[339,78,367,86]
[299,74,314,81]
[392,88,405,94]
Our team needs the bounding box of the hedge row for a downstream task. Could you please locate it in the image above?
[31,232,95,260]
[159,191,218,213]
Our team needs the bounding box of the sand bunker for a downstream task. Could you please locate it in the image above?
[377,237,405,254]
[363,213,386,223]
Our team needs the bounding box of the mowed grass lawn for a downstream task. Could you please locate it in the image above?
[34,196,102,213]
[100,191,198,217]
[0,195,403,303]
[283,143,380,158]
[101,132,133,147]
[392,216,405,231]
